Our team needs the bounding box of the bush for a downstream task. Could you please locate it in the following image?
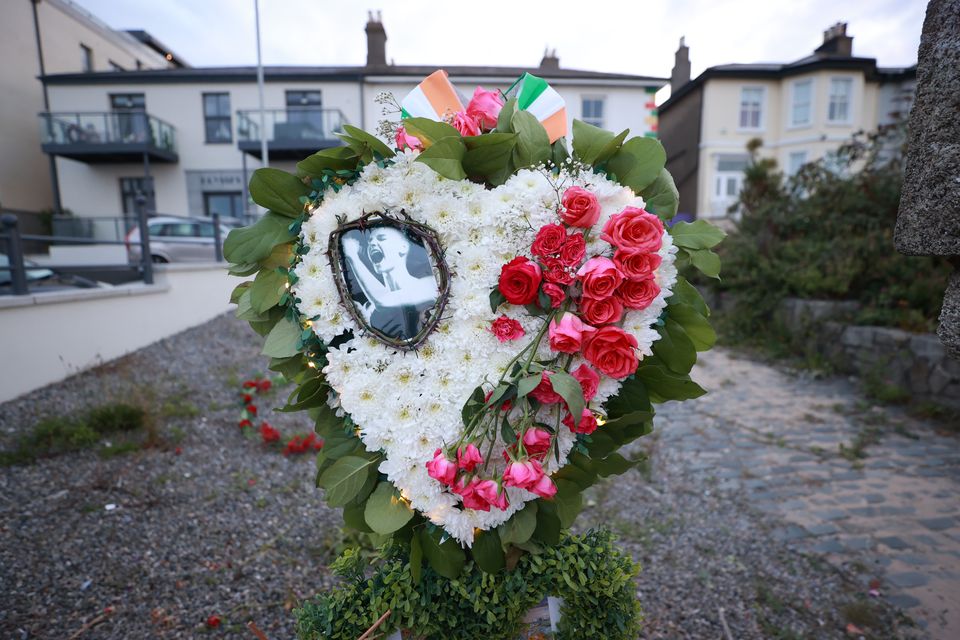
[716,125,952,341]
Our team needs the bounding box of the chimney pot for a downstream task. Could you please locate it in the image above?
[539,47,560,71]
[671,36,691,92]
[365,10,387,66]
[815,21,852,58]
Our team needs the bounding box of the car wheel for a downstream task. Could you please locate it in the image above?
[151,255,168,264]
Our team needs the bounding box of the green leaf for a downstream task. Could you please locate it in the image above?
[228,262,259,277]
[571,120,628,166]
[636,365,707,402]
[585,430,618,458]
[498,502,538,547]
[533,501,561,546]
[261,316,301,358]
[607,137,666,194]
[472,528,505,574]
[268,355,304,381]
[652,318,697,375]
[604,375,651,420]
[318,456,376,507]
[409,533,423,584]
[224,212,294,264]
[403,117,460,148]
[669,277,710,317]
[297,146,361,177]
[640,168,680,220]
[489,288,507,313]
[510,109,551,168]
[419,528,465,579]
[364,483,414,534]
[462,133,518,177]
[495,98,517,134]
[235,289,264,321]
[553,479,583,528]
[342,501,373,533]
[250,268,286,314]
[551,137,570,166]
[339,124,395,159]
[668,303,716,351]
[670,220,727,250]
[249,168,310,218]
[415,136,466,180]
[548,371,585,424]
[461,386,486,426]
[688,248,722,279]
[516,374,542,400]
[594,452,635,477]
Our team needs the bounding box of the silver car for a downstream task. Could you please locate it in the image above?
[126,216,232,263]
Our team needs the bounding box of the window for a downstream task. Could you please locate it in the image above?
[738,87,763,129]
[828,78,853,123]
[204,191,243,219]
[285,90,324,138]
[81,44,93,72]
[581,97,605,128]
[111,93,148,143]
[710,155,749,217]
[203,93,232,143]
[120,177,155,214]
[787,151,808,176]
[791,80,813,127]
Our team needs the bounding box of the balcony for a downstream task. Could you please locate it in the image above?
[39,112,178,164]
[237,108,345,160]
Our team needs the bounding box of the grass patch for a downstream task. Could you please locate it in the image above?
[160,398,200,419]
[838,426,882,463]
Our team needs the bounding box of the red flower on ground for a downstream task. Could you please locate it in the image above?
[242,394,253,404]
[206,615,221,628]
[256,379,272,393]
[259,422,281,443]
[245,404,258,416]
[238,419,253,429]
[242,381,258,389]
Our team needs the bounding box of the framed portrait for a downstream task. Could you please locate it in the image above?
[329,212,449,349]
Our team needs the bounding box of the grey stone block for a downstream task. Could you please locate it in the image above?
[878,536,910,550]
[842,326,875,348]
[910,334,946,360]
[928,364,954,394]
[887,572,929,588]
[918,516,955,531]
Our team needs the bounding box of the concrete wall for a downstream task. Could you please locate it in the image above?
[0,263,234,403]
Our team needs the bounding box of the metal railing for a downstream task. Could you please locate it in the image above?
[0,198,224,296]
[39,111,178,153]
[236,107,346,144]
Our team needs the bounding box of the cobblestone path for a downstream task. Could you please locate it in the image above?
[653,348,960,638]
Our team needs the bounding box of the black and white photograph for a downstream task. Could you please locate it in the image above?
[338,223,441,342]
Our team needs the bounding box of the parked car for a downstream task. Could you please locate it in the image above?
[126,216,232,263]
[1,254,103,293]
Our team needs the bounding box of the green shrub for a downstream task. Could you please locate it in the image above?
[295,529,642,640]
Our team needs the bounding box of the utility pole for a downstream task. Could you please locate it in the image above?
[254,0,269,170]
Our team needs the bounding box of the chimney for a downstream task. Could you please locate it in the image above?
[815,22,853,57]
[671,36,691,91]
[365,10,387,66]
[539,47,560,71]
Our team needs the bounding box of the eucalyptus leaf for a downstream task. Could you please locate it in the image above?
[495,98,517,133]
[594,452,635,477]
[419,528,465,579]
[339,124,395,159]
[636,365,707,402]
[342,500,374,533]
[224,212,294,264]
[606,137,666,194]
[403,117,460,148]
[510,109,551,168]
[498,502,538,547]
[261,316,302,358]
[553,479,583,528]
[688,248,722,279]
[651,318,697,375]
[548,371,585,424]
[318,456,377,507]
[462,132,518,177]
[409,533,423,584]
[571,119,627,166]
[604,375,651,420]
[249,168,310,217]
[533,501,561,546]
[250,269,287,314]
[415,136,466,180]
[516,374,542,400]
[364,483,414,534]
[669,277,710,316]
[297,146,361,177]
[640,168,680,220]
[472,528,505,573]
[668,303,716,350]
[669,220,727,250]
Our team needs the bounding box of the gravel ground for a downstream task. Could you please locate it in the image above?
[0,313,917,639]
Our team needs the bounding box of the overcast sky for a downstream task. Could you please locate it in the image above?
[75,0,926,83]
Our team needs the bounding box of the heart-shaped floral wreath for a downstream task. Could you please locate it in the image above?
[226,74,723,574]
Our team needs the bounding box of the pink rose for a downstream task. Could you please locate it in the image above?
[395,125,423,151]
[531,224,567,257]
[457,444,483,472]
[541,257,575,285]
[583,326,640,379]
[560,234,586,266]
[576,257,624,299]
[529,371,562,404]
[454,477,488,511]
[425,448,457,486]
[571,364,600,401]
[451,110,481,137]
[563,408,598,435]
[530,474,557,499]
[490,315,525,342]
[613,249,662,280]
[466,86,504,131]
[484,389,513,412]
[475,479,509,511]
[522,428,552,459]
[503,459,544,490]
[601,207,664,253]
[542,282,566,309]
[548,312,596,354]
[579,295,624,325]
[618,278,661,310]
[498,256,542,305]
[560,186,601,228]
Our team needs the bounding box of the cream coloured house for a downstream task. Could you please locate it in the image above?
[659,24,916,221]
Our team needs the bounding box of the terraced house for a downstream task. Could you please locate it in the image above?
[659,23,916,221]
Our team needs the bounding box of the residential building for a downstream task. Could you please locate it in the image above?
[37,11,665,232]
[659,23,916,221]
[0,0,185,229]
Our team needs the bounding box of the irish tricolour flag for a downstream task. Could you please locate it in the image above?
[512,73,568,143]
[400,70,464,121]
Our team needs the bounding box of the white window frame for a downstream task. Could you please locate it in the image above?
[789,79,814,128]
[581,96,606,128]
[738,86,765,132]
[827,77,854,125]
[787,150,808,176]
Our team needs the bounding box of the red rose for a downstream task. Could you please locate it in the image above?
[618,277,661,310]
[576,257,624,299]
[490,315,526,342]
[563,408,599,434]
[451,110,481,136]
[583,326,640,379]
[601,207,664,253]
[542,282,566,308]
[613,248,662,280]
[571,364,600,401]
[541,257,576,285]
[579,295,624,325]
[531,224,567,257]
[529,371,563,404]
[560,233,586,266]
[560,186,601,227]
[498,256,542,305]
